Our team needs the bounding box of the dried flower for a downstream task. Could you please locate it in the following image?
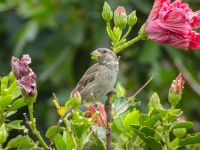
[11,55,37,96]
[145,0,200,50]
[86,103,107,127]
[168,73,185,107]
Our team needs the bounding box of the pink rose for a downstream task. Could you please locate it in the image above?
[145,0,200,50]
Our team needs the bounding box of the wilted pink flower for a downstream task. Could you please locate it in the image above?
[86,103,107,127]
[170,73,185,95]
[11,55,37,96]
[145,0,200,50]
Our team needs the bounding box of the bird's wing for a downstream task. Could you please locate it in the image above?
[73,63,100,92]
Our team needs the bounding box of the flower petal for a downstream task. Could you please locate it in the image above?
[189,31,200,50]
[147,0,169,22]
[190,10,200,29]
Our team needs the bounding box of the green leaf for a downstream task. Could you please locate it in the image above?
[113,116,125,133]
[180,133,200,146]
[123,110,139,130]
[45,125,63,139]
[148,93,163,109]
[130,126,162,150]
[157,109,182,122]
[6,120,26,131]
[170,121,193,131]
[170,138,180,150]
[145,115,161,127]
[63,131,75,150]
[82,135,105,150]
[72,112,90,138]
[10,98,26,111]
[115,83,126,97]
[113,97,139,118]
[6,80,21,99]
[54,133,66,150]
[1,76,9,96]
[0,95,13,108]
[7,135,35,149]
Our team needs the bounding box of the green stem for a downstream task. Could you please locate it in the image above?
[114,36,141,53]
[165,130,172,150]
[121,26,132,41]
[106,22,114,41]
[28,104,49,150]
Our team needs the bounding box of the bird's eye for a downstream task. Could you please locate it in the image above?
[103,50,107,53]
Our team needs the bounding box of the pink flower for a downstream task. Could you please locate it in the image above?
[177,116,186,122]
[11,55,37,96]
[86,103,107,127]
[170,73,185,95]
[115,6,126,14]
[145,0,200,50]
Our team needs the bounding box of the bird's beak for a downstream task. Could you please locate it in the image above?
[90,50,100,60]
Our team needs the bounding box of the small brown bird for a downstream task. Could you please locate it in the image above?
[57,48,119,125]
[72,48,119,101]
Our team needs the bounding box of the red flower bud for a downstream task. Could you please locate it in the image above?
[168,73,185,108]
[170,73,185,95]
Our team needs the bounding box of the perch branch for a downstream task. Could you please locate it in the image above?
[105,92,114,150]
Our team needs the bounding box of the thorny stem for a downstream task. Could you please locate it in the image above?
[105,92,113,150]
[28,103,49,150]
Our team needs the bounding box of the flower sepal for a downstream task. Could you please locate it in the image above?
[23,90,38,105]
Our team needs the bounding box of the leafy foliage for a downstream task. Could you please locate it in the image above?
[0,0,200,150]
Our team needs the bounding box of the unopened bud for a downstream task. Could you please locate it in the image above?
[169,73,185,108]
[173,128,187,138]
[114,6,127,29]
[128,11,137,26]
[148,93,163,115]
[70,91,82,108]
[148,93,163,109]
[102,2,113,22]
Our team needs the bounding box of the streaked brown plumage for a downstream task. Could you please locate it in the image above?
[72,48,119,101]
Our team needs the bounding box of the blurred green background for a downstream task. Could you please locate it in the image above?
[1,0,200,137]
